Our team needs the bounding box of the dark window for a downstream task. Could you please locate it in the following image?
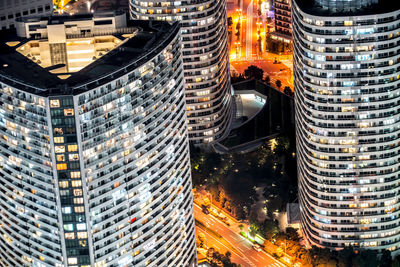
[66,127,76,134]
[23,11,28,16]
[65,240,77,248]
[30,9,36,14]
[38,7,43,13]
[64,118,75,125]
[8,14,13,19]
[45,5,51,11]
[94,19,113,25]
[69,162,80,169]
[0,16,5,21]
[62,98,73,106]
[66,136,77,143]
[15,13,21,17]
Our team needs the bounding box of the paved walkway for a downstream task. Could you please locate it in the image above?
[251,185,268,222]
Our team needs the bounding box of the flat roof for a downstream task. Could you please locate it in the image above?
[295,0,400,17]
[16,11,125,24]
[0,19,180,96]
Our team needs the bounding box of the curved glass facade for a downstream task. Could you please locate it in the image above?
[293,0,400,252]
[130,0,233,144]
[0,22,196,266]
[314,0,378,11]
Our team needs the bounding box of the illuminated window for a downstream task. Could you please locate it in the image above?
[69,154,79,161]
[63,224,74,231]
[74,198,83,204]
[68,145,78,152]
[71,171,81,178]
[57,163,67,170]
[50,100,60,108]
[64,109,74,116]
[67,258,77,265]
[77,232,87,239]
[75,206,84,213]
[73,189,82,196]
[79,240,87,247]
[55,146,65,153]
[62,207,72,214]
[59,181,69,188]
[54,137,64,143]
[76,223,86,231]
[71,180,82,187]
[65,233,75,239]
[60,190,70,196]
[56,154,65,162]
[54,128,63,135]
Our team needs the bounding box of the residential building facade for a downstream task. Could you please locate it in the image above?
[130,0,233,144]
[293,0,400,252]
[0,13,196,266]
[274,0,292,40]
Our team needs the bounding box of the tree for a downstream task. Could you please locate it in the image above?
[275,79,282,89]
[274,136,291,156]
[227,17,233,27]
[249,225,258,238]
[310,246,337,267]
[231,73,246,84]
[285,227,299,241]
[262,219,279,240]
[283,86,293,97]
[353,250,379,267]
[244,65,264,80]
[197,232,206,248]
[264,75,270,85]
[380,250,392,267]
[235,22,241,41]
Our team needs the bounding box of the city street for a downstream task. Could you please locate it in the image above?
[228,0,294,90]
[194,204,286,267]
[231,57,293,89]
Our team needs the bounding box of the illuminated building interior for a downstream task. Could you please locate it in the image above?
[15,35,128,78]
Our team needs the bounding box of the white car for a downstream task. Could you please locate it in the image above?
[252,244,262,252]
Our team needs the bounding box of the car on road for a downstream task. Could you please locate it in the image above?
[252,244,262,252]
[201,205,210,215]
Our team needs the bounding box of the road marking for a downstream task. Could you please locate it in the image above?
[195,204,284,267]
[257,254,264,259]
[250,256,260,262]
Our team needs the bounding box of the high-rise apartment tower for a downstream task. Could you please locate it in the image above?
[0,13,197,266]
[130,0,233,144]
[294,0,400,251]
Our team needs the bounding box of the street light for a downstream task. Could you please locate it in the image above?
[281,242,286,255]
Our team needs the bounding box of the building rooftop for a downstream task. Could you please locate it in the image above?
[296,0,400,16]
[16,11,125,24]
[0,19,179,96]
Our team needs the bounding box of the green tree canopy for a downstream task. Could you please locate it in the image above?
[244,65,264,80]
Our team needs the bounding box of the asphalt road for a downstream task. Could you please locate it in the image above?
[194,204,286,267]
